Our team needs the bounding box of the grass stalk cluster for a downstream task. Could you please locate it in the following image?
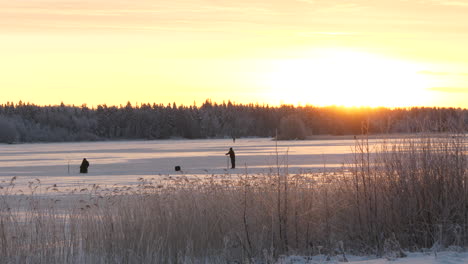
[0,133,466,263]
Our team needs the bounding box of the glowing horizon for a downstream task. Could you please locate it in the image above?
[1,0,468,108]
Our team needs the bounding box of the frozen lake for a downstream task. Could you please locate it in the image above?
[0,138,377,189]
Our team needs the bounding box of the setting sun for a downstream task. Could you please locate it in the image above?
[262,49,433,107]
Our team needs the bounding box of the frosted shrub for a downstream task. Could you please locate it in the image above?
[383,234,406,261]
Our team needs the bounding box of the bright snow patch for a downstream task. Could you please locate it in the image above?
[279,251,468,263]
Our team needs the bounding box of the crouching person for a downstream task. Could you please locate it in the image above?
[80,158,89,173]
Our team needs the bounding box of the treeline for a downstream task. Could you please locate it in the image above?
[0,100,466,143]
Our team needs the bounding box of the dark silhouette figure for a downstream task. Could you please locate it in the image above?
[175,165,181,171]
[225,147,235,169]
[80,158,89,173]
[232,136,236,143]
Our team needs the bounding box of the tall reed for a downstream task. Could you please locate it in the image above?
[0,132,466,263]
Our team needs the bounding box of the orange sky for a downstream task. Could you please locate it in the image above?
[1,0,468,107]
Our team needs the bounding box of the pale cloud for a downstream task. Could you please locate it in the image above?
[427,87,468,93]
[418,71,468,76]
[314,2,370,13]
[296,31,360,37]
[1,0,464,35]
[295,0,315,4]
[432,0,468,7]
[399,0,468,7]
[418,71,452,76]
[0,0,292,33]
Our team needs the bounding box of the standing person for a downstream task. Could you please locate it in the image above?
[80,158,89,173]
[225,147,235,169]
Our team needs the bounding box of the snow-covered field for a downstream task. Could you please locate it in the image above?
[0,137,368,189]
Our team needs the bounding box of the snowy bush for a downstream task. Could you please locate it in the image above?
[278,115,307,140]
[0,116,17,143]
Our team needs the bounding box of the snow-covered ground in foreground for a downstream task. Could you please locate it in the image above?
[3,138,468,263]
[0,138,379,190]
[281,251,468,263]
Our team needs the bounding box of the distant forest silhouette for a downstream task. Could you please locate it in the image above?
[0,100,466,143]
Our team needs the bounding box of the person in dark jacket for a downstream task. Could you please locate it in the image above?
[80,158,89,173]
[225,147,235,169]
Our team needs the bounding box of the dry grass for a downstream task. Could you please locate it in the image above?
[0,133,467,263]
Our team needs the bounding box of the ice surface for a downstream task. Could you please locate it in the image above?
[280,251,468,263]
[0,138,382,189]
